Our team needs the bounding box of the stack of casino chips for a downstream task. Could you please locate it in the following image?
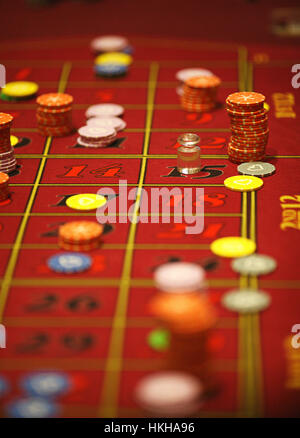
[226,92,268,163]
[58,221,104,252]
[0,172,10,202]
[36,93,74,137]
[181,75,221,112]
[148,262,217,377]
[77,126,117,148]
[90,35,133,78]
[94,52,133,78]
[0,113,17,174]
[78,103,126,148]
[175,68,213,96]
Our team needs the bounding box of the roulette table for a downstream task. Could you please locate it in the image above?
[0,1,300,420]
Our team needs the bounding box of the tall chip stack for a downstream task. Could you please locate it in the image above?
[36,93,74,137]
[148,262,217,380]
[181,75,221,112]
[135,261,218,416]
[226,91,268,163]
[90,35,133,78]
[0,113,17,174]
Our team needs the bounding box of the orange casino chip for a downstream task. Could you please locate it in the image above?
[37,93,73,109]
[227,92,265,107]
[0,172,9,185]
[58,238,101,252]
[0,113,13,127]
[59,221,104,243]
[149,293,217,333]
[186,75,221,89]
[0,172,10,201]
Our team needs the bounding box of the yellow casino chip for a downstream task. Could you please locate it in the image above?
[10,135,19,146]
[210,237,256,258]
[2,81,39,98]
[95,52,133,66]
[66,194,107,211]
[224,175,263,192]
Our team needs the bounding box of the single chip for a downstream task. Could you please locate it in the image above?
[90,35,129,53]
[231,254,277,276]
[176,68,213,82]
[47,253,92,274]
[135,371,204,417]
[0,113,13,126]
[154,262,206,293]
[66,194,107,211]
[185,75,221,89]
[224,175,263,192]
[37,93,73,109]
[211,236,256,258]
[22,372,71,398]
[222,289,271,313]
[95,52,133,66]
[149,293,217,333]
[227,92,265,107]
[76,137,113,148]
[87,116,126,132]
[7,397,58,418]
[86,103,124,119]
[2,81,39,98]
[10,135,19,147]
[78,125,116,141]
[0,172,9,185]
[237,161,275,177]
[147,329,170,351]
[0,376,9,397]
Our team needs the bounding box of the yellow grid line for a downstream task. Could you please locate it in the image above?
[0,212,241,217]
[0,357,237,373]
[99,62,159,417]
[14,154,228,159]
[0,276,298,289]
[13,127,230,132]
[0,35,239,51]
[0,62,72,322]
[237,58,264,417]
[237,46,252,418]
[10,183,225,187]
[19,80,237,89]
[2,316,235,328]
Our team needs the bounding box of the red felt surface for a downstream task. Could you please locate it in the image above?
[0,31,300,419]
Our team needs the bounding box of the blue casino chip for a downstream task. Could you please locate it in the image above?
[122,45,134,54]
[7,397,58,418]
[47,253,92,274]
[21,372,71,398]
[94,63,128,77]
[0,376,9,397]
